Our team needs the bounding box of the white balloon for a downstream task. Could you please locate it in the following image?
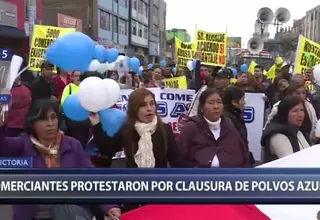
[102,78,120,108]
[116,55,126,63]
[107,62,116,70]
[78,77,108,112]
[96,63,108,73]
[313,64,320,83]
[139,66,143,71]
[187,60,193,71]
[88,59,100,71]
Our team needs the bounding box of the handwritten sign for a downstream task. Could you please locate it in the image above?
[0,61,11,95]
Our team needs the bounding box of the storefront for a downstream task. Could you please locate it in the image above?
[0,1,27,56]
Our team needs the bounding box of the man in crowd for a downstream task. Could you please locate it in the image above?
[212,68,232,97]
[30,61,58,102]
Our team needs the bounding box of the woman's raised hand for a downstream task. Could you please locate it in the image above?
[88,112,100,126]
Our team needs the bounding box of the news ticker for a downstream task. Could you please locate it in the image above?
[0,169,319,203]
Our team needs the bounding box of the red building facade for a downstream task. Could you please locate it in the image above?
[3,0,42,30]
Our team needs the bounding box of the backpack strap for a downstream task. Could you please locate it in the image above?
[69,85,72,95]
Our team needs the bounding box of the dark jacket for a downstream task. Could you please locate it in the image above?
[92,122,182,168]
[176,115,249,168]
[224,108,247,143]
[261,122,310,163]
[30,76,57,101]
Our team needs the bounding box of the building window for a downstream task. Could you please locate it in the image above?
[119,19,127,35]
[119,0,127,8]
[143,2,148,18]
[153,5,159,23]
[152,24,159,36]
[113,16,118,33]
[100,10,111,31]
[138,23,142,37]
[133,0,137,10]
[143,26,148,39]
[138,0,143,14]
[114,0,118,3]
[132,21,137,35]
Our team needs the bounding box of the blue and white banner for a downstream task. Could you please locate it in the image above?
[244,93,265,161]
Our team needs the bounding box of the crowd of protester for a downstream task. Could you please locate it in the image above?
[0,53,319,219]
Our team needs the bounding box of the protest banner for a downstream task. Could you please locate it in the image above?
[244,93,265,161]
[163,76,188,89]
[174,37,195,69]
[294,35,320,74]
[115,89,265,161]
[194,30,227,66]
[28,25,76,72]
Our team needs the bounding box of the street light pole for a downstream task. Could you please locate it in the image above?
[28,0,37,47]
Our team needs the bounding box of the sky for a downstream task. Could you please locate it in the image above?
[165,0,320,47]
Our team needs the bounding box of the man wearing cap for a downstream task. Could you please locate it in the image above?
[212,68,233,96]
[30,61,58,102]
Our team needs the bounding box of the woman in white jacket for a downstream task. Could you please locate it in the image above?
[264,81,317,141]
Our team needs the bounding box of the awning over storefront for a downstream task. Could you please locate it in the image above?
[0,25,26,39]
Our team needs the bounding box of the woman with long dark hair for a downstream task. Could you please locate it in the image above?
[265,81,317,140]
[89,88,180,168]
[261,96,311,162]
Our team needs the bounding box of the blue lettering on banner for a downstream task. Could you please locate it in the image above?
[170,102,188,118]
[0,95,11,103]
[0,157,32,168]
[0,48,12,61]
[243,107,254,123]
[157,102,168,117]
[160,93,193,102]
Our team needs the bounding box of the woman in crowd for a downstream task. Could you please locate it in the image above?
[222,86,255,166]
[152,67,165,88]
[0,99,120,220]
[236,71,264,93]
[7,76,32,137]
[106,70,119,81]
[265,81,317,141]
[141,71,157,88]
[90,88,181,168]
[261,96,311,162]
[176,88,249,168]
[89,88,182,212]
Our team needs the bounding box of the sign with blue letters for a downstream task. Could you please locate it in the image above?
[243,107,255,123]
[0,48,12,61]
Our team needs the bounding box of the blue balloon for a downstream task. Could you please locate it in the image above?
[128,57,141,72]
[230,68,237,78]
[160,59,167,67]
[147,63,153,69]
[137,66,143,76]
[95,45,107,63]
[192,60,197,69]
[240,64,248,72]
[107,48,119,63]
[46,32,95,72]
[63,94,89,121]
[172,67,177,73]
[99,108,126,137]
